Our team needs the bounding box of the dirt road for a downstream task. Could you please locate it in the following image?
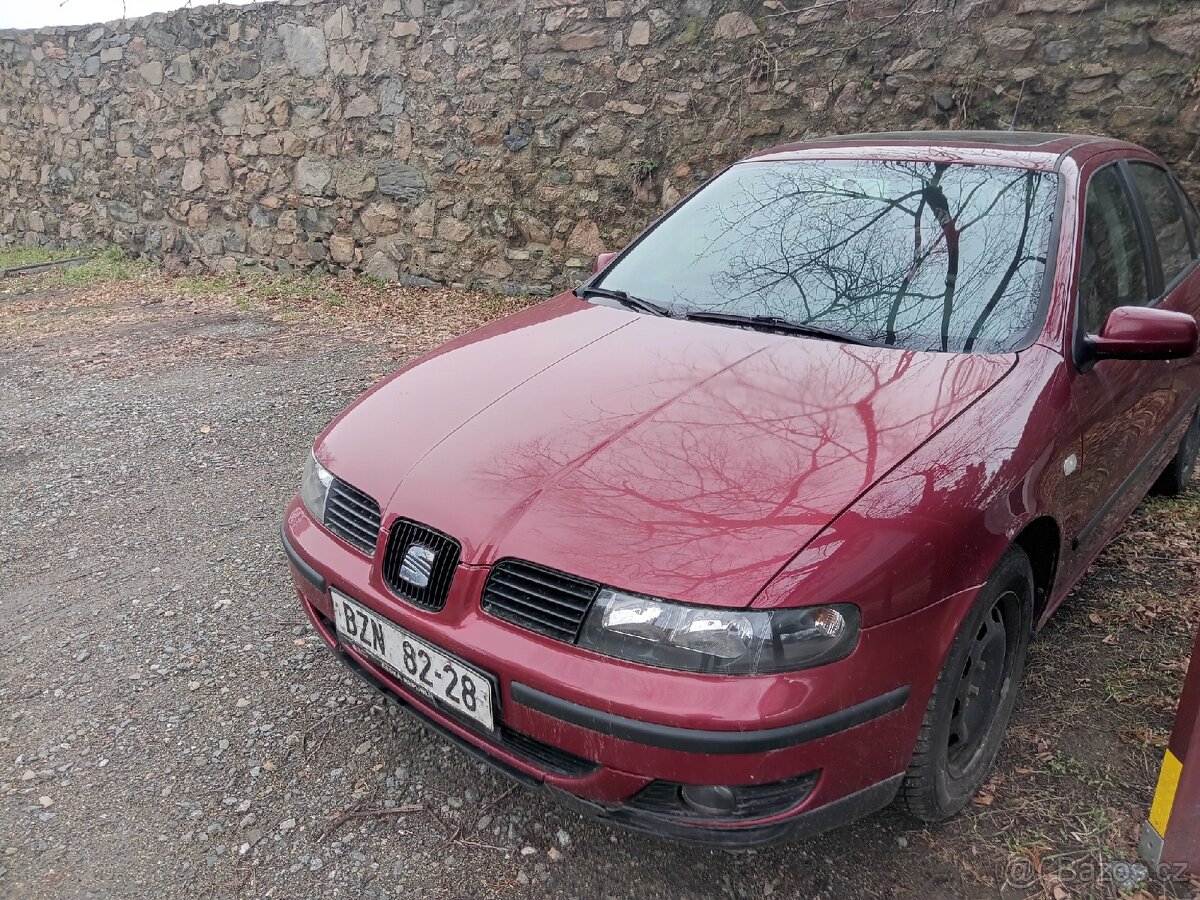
[1,276,1197,898]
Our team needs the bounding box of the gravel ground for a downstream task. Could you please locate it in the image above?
[1,277,1197,899]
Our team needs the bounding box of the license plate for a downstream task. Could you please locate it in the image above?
[332,591,495,732]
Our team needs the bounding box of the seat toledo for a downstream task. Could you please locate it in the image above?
[282,131,1200,846]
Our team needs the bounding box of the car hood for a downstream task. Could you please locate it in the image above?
[318,295,1016,608]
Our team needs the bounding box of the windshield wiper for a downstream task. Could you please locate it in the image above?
[682,311,870,346]
[575,285,674,318]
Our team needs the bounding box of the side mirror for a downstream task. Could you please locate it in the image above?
[1087,306,1198,362]
[594,251,618,274]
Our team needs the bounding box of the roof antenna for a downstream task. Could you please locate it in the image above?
[1008,78,1027,132]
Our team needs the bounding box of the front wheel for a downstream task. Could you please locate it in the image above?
[899,546,1034,822]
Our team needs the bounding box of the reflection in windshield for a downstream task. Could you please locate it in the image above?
[598,160,1058,354]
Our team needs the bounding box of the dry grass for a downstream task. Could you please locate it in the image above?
[0,251,537,369]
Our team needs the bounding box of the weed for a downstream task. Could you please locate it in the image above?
[63,249,153,284]
[247,273,344,305]
[631,157,659,182]
[171,274,235,295]
[1,248,153,295]
[0,245,89,270]
[1099,667,1143,704]
[1044,752,1087,779]
[358,274,391,292]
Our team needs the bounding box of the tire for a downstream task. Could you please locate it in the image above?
[899,546,1034,822]
[1151,406,1200,497]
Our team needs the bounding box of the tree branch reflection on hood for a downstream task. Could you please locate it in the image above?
[461,335,1012,604]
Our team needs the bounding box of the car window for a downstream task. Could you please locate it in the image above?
[1175,176,1200,258]
[1079,166,1148,334]
[1128,162,1194,285]
[596,160,1058,354]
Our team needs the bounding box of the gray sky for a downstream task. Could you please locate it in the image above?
[1,0,260,31]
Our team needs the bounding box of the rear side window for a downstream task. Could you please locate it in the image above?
[1175,176,1200,258]
[1079,166,1148,334]
[1128,162,1194,285]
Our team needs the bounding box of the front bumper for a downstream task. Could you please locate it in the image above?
[328,630,904,847]
[282,500,979,845]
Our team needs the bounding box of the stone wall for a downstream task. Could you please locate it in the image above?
[2,0,1199,292]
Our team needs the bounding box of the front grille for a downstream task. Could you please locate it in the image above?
[480,559,601,642]
[627,773,819,822]
[381,519,461,611]
[324,478,382,555]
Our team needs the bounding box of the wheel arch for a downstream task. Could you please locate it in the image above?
[1010,515,1062,628]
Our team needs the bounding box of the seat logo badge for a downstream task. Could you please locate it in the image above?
[399,543,436,588]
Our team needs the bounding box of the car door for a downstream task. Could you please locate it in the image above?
[1063,159,1181,566]
[1131,163,1200,405]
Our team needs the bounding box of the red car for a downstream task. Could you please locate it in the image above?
[282,131,1200,846]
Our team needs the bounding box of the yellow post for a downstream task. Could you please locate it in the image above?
[1140,628,1200,874]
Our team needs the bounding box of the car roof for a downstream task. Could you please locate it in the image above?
[745,130,1148,171]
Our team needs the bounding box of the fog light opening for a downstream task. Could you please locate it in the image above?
[679,784,739,817]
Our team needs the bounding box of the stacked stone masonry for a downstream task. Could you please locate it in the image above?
[1,0,1198,292]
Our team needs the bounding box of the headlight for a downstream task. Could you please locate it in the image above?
[300,451,334,521]
[578,589,859,675]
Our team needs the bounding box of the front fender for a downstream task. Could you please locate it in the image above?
[754,345,1077,628]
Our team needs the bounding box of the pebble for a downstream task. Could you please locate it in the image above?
[1109,861,1149,892]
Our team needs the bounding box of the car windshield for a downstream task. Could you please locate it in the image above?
[596,159,1059,354]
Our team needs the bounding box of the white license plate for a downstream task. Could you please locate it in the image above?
[332,591,495,732]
